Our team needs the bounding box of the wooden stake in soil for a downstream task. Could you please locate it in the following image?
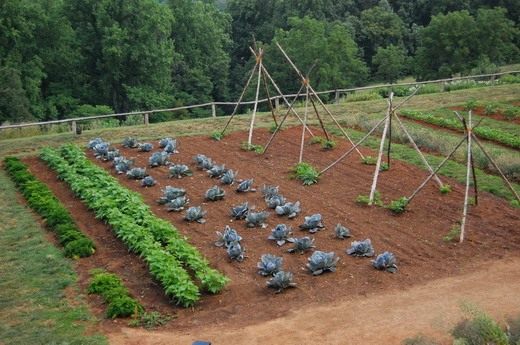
[247,53,264,146]
[368,98,392,205]
[460,111,474,243]
[299,85,311,163]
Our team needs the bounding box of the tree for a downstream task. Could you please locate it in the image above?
[372,45,407,83]
[65,0,175,113]
[168,0,232,106]
[265,16,368,94]
[356,2,406,69]
[414,8,518,80]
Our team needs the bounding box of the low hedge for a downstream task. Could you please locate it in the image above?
[3,157,95,258]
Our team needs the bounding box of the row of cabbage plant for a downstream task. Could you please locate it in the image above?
[3,157,95,258]
[40,145,228,306]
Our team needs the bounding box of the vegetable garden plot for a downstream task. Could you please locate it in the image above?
[26,126,520,331]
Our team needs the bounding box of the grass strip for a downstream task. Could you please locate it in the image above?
[0,169,106,345]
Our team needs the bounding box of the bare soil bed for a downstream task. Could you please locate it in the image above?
[25,126,520,334]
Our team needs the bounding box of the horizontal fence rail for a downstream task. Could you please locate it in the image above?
[0,70,518,132]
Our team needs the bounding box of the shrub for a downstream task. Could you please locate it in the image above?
[346,91,382,102]
[387,197,408,214]
[452,313,508,345]
[291,162,320,185]
[88,270,143,319]
[106,296,143,319]
[64,238,96,258]
[464,99,479,111]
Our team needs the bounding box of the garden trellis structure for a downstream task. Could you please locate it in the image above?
[220,45,315,146]
[406,110,520,243]
[320,88,444,206]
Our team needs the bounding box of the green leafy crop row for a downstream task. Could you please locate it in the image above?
[40,145,228,307]
[3,157,95,258]
[399,109,520,149]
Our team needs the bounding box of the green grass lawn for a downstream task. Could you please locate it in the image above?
[0,170,107,345]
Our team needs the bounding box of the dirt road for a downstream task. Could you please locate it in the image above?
[108,256,520,345]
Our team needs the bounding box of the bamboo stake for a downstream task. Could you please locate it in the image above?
[407,137,467,203]
[299,86,310,163]
[368,101,391,205]
[221,62,258,136]
[387,93,393,168]
[393,113,444,187]
[247,57,264,146]
[459,111,474,243]
[263,83,306,153]
[472,134,520,202]
[260,65,314,137]
[320,115,388,174]
[260,63,278,127]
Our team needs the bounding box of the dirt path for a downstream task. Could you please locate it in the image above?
[109,257,520,345]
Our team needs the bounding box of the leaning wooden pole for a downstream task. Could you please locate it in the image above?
[260,65,314,137]
[407,137,466,203]
[387,94,394,169]
[472,135,520,202]
[309,94,330,140]
[263,84,306,153]
[299,86,310,163]
[260,65,278,127]
[368,100,391,205]
[247,56,264,146]
[221,62,258,136]
[275,42,364,158]
[320,115,387,175]
[459,111,474,243]
[393,114,444,187]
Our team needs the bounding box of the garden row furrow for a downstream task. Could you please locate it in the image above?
[399,109,520,149]
[3,157,96,258]
[40,146,228,306]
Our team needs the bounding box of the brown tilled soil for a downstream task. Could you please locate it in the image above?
[24,126,520,341]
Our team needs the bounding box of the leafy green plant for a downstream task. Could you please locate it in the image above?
[452,306,508,345]
[484,102,499,115]
[464,98,479,111]
[210,131,224,141]
[362,156,377,165]
[269,124,280,133]
[503,106,520,120]
[88,270,143,319]
[439,184,452,194]
[356,191,383,207]
[511,200,520,208]
[386,197,408,214]
[240,142,264,153]
[41,146,229,306]
[443,225,461,242]
[322,140,336,150]
[291,162,320,185]
[128,311,172,329]
[3,157,95,258]
[310,136,326,145]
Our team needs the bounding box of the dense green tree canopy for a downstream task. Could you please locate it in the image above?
[0,0,519,124]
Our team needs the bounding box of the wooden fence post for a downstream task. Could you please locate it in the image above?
[211,103,216,117]
[71,120,77,134]
[335,89,340,104]
[274,97,280,109]
[144,113,150,125]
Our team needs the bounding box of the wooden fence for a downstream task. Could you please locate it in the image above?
[0,70,518,134]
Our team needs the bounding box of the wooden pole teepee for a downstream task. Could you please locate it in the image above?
[407,110,520,243]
